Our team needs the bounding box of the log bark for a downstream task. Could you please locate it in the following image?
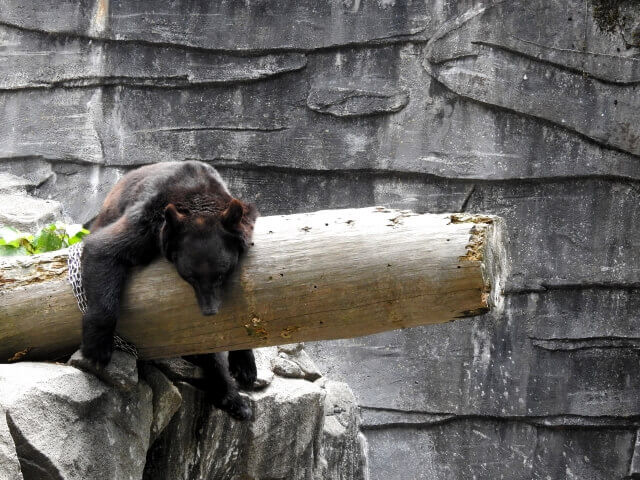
[0,207,507,361]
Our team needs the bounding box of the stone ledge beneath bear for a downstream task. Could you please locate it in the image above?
[68,349,139,391]
[0,345,367,480]
[0,361,152,480]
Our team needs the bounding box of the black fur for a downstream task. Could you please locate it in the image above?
[81,161,258,420]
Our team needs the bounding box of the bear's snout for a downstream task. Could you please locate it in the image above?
[198,295,221,316]
[202,306,219,316]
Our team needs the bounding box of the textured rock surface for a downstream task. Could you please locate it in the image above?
[253,346,277,389]
[0,360,152,480]
[143,349,366,480]
[0,348,365,479]
[0,0,638,478]
[0,414,22,480]
[0,171,63,230]
[151,357,205,383]
[140,364,183,444]
[145,378,326,480]
[365,419,636,480]
[307,83,410,117]
[0,194,62,230]
[0,173,31,195]
[68,348,139,391]
[273,344,323,381]
[316,379,369,480]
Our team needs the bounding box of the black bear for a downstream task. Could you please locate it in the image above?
[81,160,258,420]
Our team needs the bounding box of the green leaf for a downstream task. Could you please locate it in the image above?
[0,222,90,256]
[68,233,87,245]
[0,244,29,256]
[0,227,34,250]
[66,224,90,245]
[0,244,17,255]
[65,224,87,238]
[33,226,64,253]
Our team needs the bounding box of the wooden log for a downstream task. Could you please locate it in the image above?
[0,207,507,362]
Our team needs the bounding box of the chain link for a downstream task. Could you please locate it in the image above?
[67,242,88,313]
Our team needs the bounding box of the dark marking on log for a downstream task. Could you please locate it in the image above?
[7,347,32,363]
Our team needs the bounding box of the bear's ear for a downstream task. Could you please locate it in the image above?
[164,204,185,229]
[221,198,244,230]
[243,202,259,224]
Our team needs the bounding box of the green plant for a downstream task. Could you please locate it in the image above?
[0,223,89,256]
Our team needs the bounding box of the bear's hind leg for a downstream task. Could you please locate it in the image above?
[185,353,253,421]
[228,349,257,389]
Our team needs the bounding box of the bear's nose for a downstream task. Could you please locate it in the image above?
[202,306,219,316]
[198,296,221,316]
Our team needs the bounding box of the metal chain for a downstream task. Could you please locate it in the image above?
[67,242,88,313]
[112,334,139,358]
[67,242,139,359]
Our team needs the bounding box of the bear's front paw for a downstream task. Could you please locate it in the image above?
[81,340,113,368]
[228,351,257,390]
[219,392,253,421]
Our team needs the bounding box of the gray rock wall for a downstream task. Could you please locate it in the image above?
[0,1,638,478]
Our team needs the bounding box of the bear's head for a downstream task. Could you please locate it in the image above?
[160,199,257,316]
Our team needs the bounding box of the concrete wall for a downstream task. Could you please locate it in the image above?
[1,1,639,478]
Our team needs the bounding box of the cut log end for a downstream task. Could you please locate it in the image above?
[0,207,507,361]
[450,212,508,314]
